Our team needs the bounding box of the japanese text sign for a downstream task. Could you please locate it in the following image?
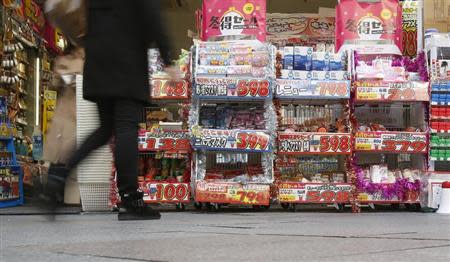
[336,0,402,52]
[193,128,272,152]
[355,132,427,153]
[202,0,266,41]
[194,77,272,100]
[278,183,352,203]
[196,181,270,205]
[278,132,352,155]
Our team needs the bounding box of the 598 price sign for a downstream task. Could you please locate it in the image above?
[278,133,352,155]
[195,78,272,99]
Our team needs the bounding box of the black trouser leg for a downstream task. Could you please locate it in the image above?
[66,101,114,171]
[112,99,142,195]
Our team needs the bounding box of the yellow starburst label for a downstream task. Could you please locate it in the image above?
[243,3,254,15]
[380,8,392,20]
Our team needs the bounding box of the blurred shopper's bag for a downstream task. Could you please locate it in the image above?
[44,0,86,46]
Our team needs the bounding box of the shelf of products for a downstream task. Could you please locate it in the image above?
[190,40,276,209]
[0,97,23,207]
[351,47,429,208]
[136,50,191,210]
[273,44,353,210]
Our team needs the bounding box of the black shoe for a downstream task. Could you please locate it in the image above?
[32,164,68,219]
[118,191,161,221]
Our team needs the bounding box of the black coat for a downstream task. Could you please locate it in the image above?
[83,0,172,102]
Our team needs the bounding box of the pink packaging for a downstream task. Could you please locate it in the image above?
[336,0,402,52]
[201,0,266,42]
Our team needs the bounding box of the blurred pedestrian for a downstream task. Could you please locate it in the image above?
[38,0,174,221]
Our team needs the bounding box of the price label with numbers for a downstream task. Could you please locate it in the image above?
[278,132,352,155]
[278,183,352,203]
[194,77,272,100]
[276,80,350,99]
[140,182,190,203]
[355,81,429,102]
[151,78,189,99]
[196,181,270,205]
[355,132,427,153]
[138,130,191,152]
[193,129,272,152]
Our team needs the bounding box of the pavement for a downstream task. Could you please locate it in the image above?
[0,209,450,262]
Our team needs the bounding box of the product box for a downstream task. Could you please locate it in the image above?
[293,46,313,70]
[283,46,294,70]
[312,52,330,71]
[329,53,345,71]
[281,70,349,80]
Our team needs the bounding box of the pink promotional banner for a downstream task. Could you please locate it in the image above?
[336,0,402,52]
[201,0,266,42]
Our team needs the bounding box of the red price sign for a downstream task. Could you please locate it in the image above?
[142,183,190,203]
[318,82,348,97]
[381,140,427,153]
[236,132,270,151]
[237,80,270,97]
[140,133,191,152]
[387,88,415,100]
[236,191,267,203]
[306,190,350,202]
[151,79,188,99]
[319,135,351,153]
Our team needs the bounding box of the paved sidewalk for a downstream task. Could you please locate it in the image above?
[1,211,449,261]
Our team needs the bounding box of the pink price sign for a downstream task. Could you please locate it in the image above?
[336,0,402,52]
[201,0,266,42]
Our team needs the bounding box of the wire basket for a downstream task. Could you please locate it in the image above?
[79,182,111,212]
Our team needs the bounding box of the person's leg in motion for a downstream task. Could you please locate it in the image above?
[114,99,160,220]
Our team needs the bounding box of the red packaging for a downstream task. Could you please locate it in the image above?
[201,0,266,41]
[336,0,403,52]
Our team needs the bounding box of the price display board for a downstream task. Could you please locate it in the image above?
[195,181,270,205]
[194,77,272,100]
[151,78,189,99]
[139,182,190,203]
[354,132,427,153]
[278,183,352,203]
[278,132,352,155]
[138,131,191,152]
[276,80,350,99]
[355,81,429,102]
[193,129,272,152]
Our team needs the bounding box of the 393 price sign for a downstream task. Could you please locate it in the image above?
[278,133,352,154]
[141,183,190,203]
[151,78,189,99]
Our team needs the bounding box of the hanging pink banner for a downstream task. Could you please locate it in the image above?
[201,0,266,42]
[336,0,402,52]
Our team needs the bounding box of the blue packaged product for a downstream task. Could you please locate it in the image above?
[293,46,313,70]
[312,52,330,71]
[283,46,294,70]
[329,53,345,71]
